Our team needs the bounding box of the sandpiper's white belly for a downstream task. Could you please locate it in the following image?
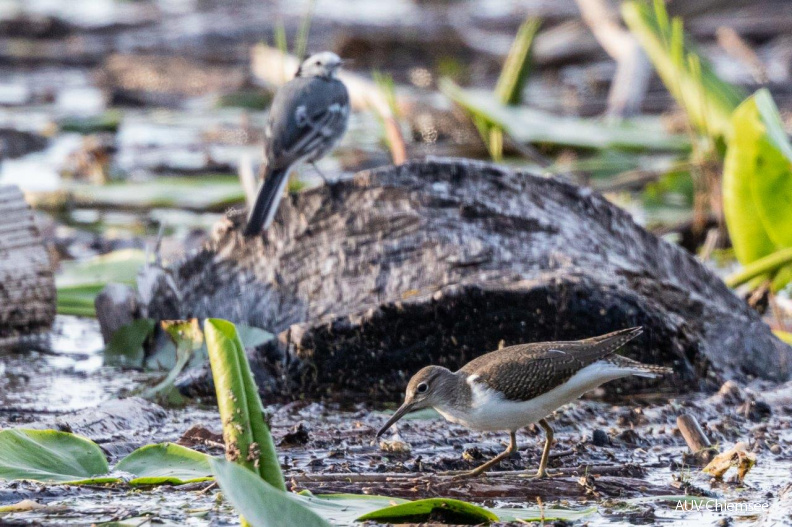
[434,360,640,432]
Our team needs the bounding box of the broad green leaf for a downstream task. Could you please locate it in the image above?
[104,318,156,367]
[210,457,330,527]
[0,429,117,484]
[723,89,792,289]
[115,443,213,485]
[356,497,499,524]
[441,80,688,152]
[622,0,744,140]
[749,91,792,250]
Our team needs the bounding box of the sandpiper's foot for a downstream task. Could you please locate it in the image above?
[518,468,558,479]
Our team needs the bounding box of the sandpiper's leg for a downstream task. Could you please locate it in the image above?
[535,418,554,478]
[455,431,517,478]
[311,162,329,184]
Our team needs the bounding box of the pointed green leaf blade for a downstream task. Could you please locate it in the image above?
[210,457,331,527]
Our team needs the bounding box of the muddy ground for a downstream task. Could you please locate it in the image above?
[1,317,791,526]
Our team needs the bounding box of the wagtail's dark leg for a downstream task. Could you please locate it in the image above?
[311,161,329,185]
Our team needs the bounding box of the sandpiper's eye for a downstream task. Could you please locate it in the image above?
[315,60,321,65]
[416,382,428,394]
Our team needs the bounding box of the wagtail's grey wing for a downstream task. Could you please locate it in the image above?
[244,75,349,235]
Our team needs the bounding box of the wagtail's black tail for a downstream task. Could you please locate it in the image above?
[243,166,290,236]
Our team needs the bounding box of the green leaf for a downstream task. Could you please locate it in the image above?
[748,90,792,250]
[725,248,792,288]
[205,319,284,489]
[59,110,122,134]
[723,89,792,289]
[104,318,156,367]
[210,457,331,527]
[494,17,541,105]
[0,429,117,484]
[774,330,792,345]
[622,0,744,140]
[297,492,409,524]
[62,176,246,211]
[141,320,204,401]
[441,80,688,152]
[115,443,213,485]
[56,249,147,317]
[356,497,499,524]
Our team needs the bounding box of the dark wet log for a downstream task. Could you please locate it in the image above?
[0,185,55,348]
[147,159,791,401]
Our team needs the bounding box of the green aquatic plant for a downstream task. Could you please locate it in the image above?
[204,319,284,489]
[723,89,792,291]
[0,429,115,485]
[56,249,146,317]
[115,443,212,485]
[0,431,209,486]
[622,0,745,142]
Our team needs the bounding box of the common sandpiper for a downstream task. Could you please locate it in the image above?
[376,326,671,478]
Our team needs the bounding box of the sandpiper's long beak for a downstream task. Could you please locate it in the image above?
[376,401,415,438]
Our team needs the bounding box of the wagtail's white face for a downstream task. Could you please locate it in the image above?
[297,52,343,79]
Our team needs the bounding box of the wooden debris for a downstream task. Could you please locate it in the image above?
[677,414,715,465]
[0,185,55,348]
[289,465,681,501]
[703,442,756,482]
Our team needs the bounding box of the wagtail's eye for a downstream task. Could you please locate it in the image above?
[315,60,321,65]
[416,382,428,394]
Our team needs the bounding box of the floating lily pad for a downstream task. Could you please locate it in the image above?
[0,429,117,484]
[356,497,499,524]
[116,443,213,485]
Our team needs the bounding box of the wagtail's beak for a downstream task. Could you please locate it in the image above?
[376,401,415,438]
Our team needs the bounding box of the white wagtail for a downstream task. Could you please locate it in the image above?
[244,51,350,236]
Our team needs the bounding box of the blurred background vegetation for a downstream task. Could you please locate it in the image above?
[0,0,791,334]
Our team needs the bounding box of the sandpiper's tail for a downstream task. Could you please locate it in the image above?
[581,326,644,357]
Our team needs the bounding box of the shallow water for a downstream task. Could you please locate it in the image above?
[1,314,789,526]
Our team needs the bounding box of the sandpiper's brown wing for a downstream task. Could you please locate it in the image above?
[458,327,643,402]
